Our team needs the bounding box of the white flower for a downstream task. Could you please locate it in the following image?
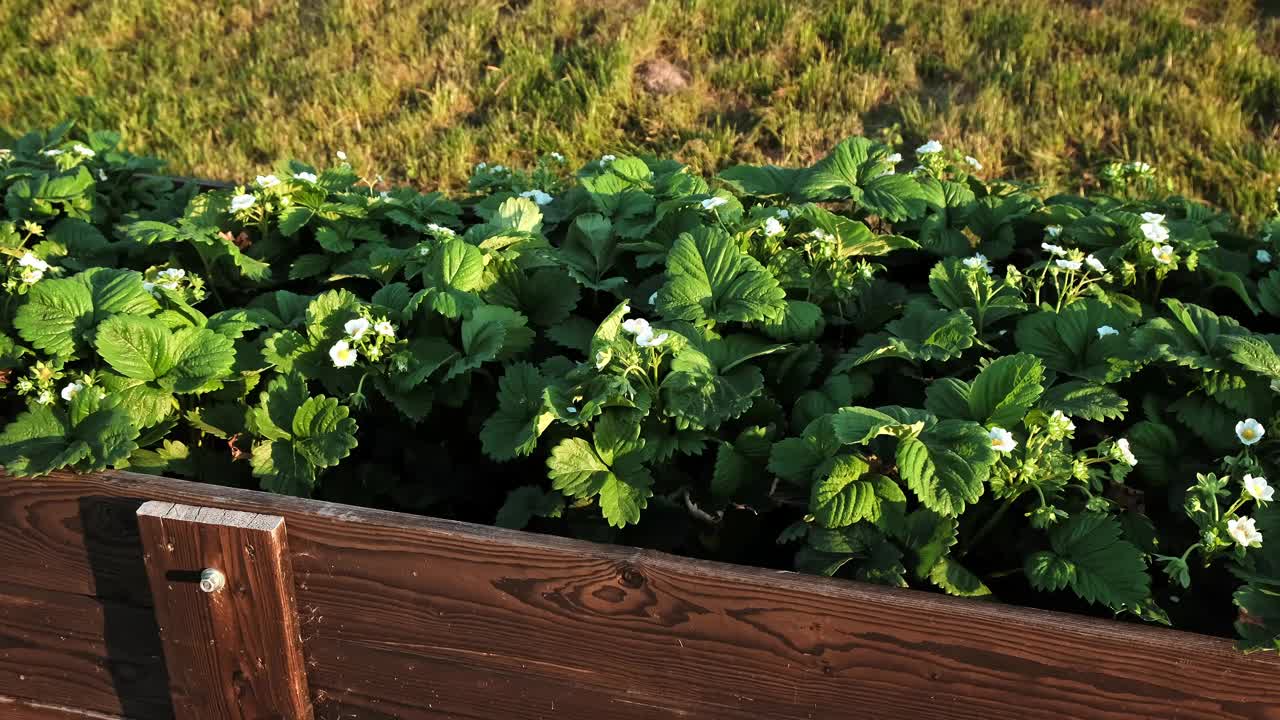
[97,169,108,182]
[1041,242,1067,256]
[763,217,785,237]
[648,291,658,306]
[1151,244,1175,264]
[1228,516,1263,548]
[964,155,982,170]
[1117,438,1138,466]
[329,340,358,368]
[1140,212,1164,224]
[18,252,49,272]
[73,143,95,157]
[474,161,487,171]
[374,321,396,338]
[21,268,44,284]
[36,390,53,405]
[1244,474,1274,503]
[988,427,1017,453]
[426,223,455,237]
[1085,255,1106,273]
[701,196,728,211]
[1236,418,1266,446]
[158,268,186,280]
[916,140,943,155]
[491,164,507,173]
[550,152,565,162]
[1050,410,1076,434]
[776,208,790,220]
[230,194,256,212]
[1258,249,1272,264]
[1045,225,1063,238]
[962,253,993,274]
[142,281,156,293]
[519,189,553,205]
[293,171,318,183]
[1142,223,1171,243]
[1128,161,1152,173]
[886,152,902,165]
[811,228,833,243]
[1055,259,1083,271]
[255,174,280,188]
[621,318,651,336]
[42,149,63,157]
[635,328,670,348]
[60,381,84,401]
[1097,325,1120,338]
[595,350,610,369]
[600,154,616,164]
[344,317,371,340]
[566,406,577,414]
[337,150,348,161]
[378,191,391,202]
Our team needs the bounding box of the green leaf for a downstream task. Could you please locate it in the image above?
[716,164,800,198]
[1015,299,1144,383]
[1025,512,1150,611]
[481,363,552,461]
[13,268,159,358]
[1132,299,1244,374]
[760,300,825,342]
[831,406,909,444]
[546,436,653,528]
[495,486,565,529]
[810,457,906,529]
[423,239,485,318]
[291,396,359,468]
[94,316,235,394]
[0,397,140,477]
[841,304,975,367]
[897,420,996,516]
[938,353,1045,427]
[658,226,786,325]
[1039,381,1128,421]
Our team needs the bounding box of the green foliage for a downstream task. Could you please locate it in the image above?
[2,124,1279,652]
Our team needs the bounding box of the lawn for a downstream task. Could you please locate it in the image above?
[4,0,1279,220]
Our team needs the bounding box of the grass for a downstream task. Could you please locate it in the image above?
[3,0,1279,220]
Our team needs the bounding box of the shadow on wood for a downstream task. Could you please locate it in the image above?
[78,495,175,719]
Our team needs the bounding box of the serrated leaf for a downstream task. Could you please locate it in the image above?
[658,226,786,325]
[13,268,158,358]
[495,486,565,529]
[1039,381,1128,421]
[897,420,995,517]
[1025,512,1149,611]
[481,363,552,461]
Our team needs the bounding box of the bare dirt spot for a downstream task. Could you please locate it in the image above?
[636,58,690,95]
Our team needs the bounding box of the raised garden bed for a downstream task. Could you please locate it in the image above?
[1,468,1278,720]
[5,126,1280,717]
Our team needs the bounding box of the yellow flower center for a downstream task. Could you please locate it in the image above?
[1243,428,1257,440]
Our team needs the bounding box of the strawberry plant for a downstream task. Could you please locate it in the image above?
[3,125,1280,651]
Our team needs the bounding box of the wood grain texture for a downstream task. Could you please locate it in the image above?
[0,469,1277,720]
[137,502,312,720]
[0,694,130,719]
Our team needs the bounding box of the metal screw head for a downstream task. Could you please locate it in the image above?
[199,568,226,593]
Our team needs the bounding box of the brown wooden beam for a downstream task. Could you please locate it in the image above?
[136,502,312,720]
[0,470,1277,719]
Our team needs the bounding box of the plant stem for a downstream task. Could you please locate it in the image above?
[959,494,1018,558]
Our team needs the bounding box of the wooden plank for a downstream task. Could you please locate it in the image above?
[0,470,1277,720]
[136,502,311,720]
[0,695,130,719]
[0,579,169,718]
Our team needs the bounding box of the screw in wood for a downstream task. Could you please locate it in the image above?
[199,568,226,593]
